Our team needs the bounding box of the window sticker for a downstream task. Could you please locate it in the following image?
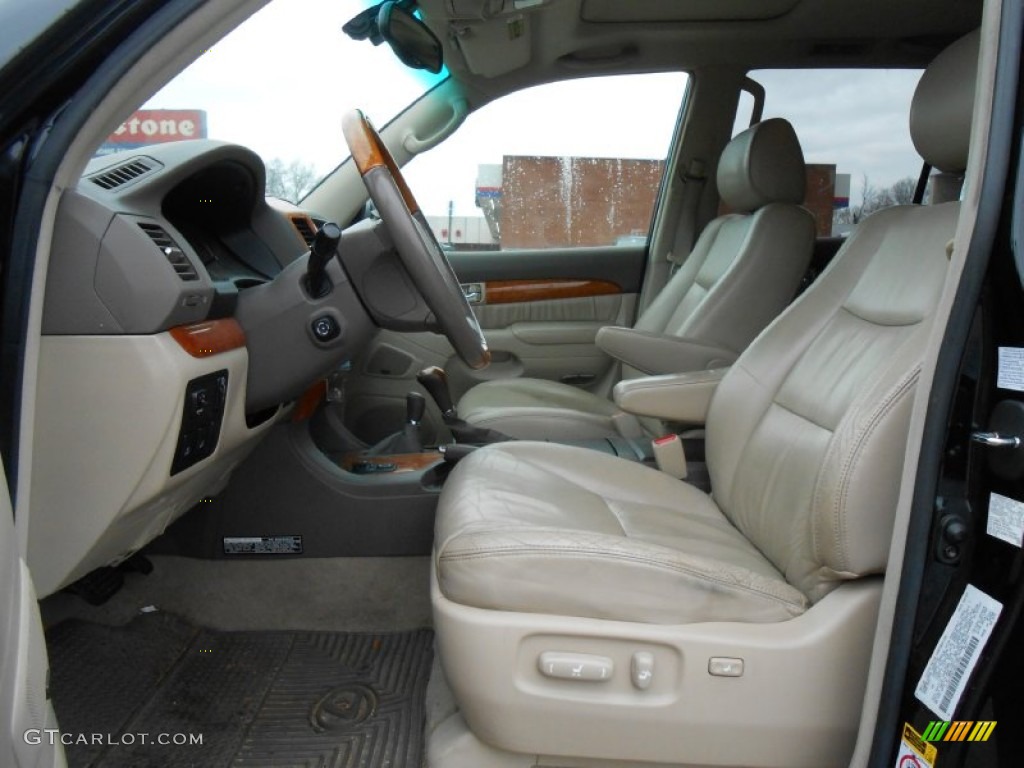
[987,492,1024,547]
[914,585,1002,721]
[997,347,1024,392]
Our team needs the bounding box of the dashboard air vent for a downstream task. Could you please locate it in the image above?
[138,222,199,281]
[90,158,157,190]
[290,215,317,247]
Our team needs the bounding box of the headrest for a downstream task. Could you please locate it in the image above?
[717,118,806,213]
[910,29,979,174]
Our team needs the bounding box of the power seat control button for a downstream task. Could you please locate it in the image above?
[631,651,655,689]
[311,315,340,342]
[708,657,744,677]
[538,652,613,682]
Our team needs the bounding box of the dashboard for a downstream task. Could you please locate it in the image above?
[46,141,309,336]
[29,140,381,596]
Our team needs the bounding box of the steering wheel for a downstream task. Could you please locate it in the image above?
[342,109,490,370]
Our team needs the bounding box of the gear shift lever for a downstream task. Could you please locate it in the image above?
[417,366,456,420]
[406,390,426,427]
[364,391,426,456]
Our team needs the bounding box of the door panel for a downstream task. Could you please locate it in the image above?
[0,462,63,768]
[447,246,646,291]
[342,246,645,444]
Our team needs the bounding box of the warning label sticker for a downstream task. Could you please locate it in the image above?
[987,492,1024,547]
[895,723,937,767]
[915,585,1002,721]
[997,347,1024,392]
[223,536,303,555]
[895,742,934,767]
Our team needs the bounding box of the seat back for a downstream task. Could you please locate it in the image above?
[628,118,815,377]
[707,30,979,602]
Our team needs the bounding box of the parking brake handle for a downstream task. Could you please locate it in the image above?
[306,222,342,299]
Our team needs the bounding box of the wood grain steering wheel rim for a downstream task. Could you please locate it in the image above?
[342,109,490,370]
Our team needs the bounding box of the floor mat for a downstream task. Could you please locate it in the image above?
[47,613,434,767]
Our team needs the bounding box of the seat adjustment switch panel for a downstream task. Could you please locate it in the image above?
[708,656,744,677]
[538,652,614,682]
[171,370,228,475]
[630,651,655,689]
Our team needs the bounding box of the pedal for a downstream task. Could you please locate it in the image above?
[66,566,125,606]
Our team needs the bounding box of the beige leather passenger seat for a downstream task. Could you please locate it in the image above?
[458,118,817,440]
[429,30,979,768]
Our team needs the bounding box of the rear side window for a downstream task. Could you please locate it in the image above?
[747,69,923,237]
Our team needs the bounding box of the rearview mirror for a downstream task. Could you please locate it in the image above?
[378,2,443,74]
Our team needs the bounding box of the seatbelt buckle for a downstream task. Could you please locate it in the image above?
[652,434,688,479]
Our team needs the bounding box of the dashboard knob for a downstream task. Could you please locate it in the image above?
[311,315,341,342]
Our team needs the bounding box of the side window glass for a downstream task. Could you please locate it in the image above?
[751,69,923,237]
[402,73,687,251]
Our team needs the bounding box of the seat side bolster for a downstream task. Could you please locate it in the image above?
[805,366,921,601]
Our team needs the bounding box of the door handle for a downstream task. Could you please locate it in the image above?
[461,282,484,304]
[971,431,1021,449]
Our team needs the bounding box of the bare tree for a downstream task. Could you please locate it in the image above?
[890,176,917,206]
[844,175,916,224]
[265,159,317,203]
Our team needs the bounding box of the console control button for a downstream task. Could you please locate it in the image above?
[171,370,228,476]
[538,652,613,682]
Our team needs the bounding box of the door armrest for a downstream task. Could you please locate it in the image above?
[613,368,729,424]
[596,326,737,375]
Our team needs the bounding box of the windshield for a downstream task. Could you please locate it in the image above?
[97,0,446,202]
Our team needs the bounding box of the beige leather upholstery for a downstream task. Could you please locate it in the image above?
[612,367,727,423]
[716,116,806,211]
[458,118,815,440]
[457,376,620,440]
[437,442,807,624]
[432,30,978,767]
[911,29,979,173]
[595,326,735,375]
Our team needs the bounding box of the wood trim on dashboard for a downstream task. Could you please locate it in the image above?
[286,213,318,248]
[339,452,443,474]
[484,278,622,305]
[170,319,246,358]
[292,380,327,422]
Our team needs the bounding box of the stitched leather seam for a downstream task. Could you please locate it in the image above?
[440,547,805,608]
[829,368,919,572]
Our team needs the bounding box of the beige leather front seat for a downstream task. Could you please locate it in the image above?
[458,118,816,440]
[430,30,978,768]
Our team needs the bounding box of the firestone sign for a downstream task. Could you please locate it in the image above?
[98,109,207,154]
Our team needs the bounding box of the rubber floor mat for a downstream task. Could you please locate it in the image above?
[47,613,434,767]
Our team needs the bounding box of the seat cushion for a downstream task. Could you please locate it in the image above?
[458,377,621,440]
[435,442,808,624]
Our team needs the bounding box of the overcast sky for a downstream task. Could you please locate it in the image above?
[144,0,924,218]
